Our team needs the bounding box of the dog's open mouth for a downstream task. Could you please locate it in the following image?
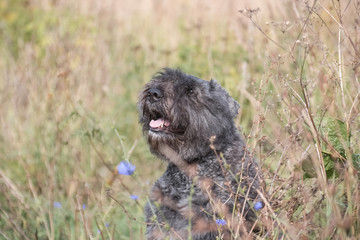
[149,118,171,131]
[149,118,185,134]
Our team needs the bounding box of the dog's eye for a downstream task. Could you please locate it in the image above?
[187,88,194,95]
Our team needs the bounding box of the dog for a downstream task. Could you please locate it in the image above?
[138,68,264,239]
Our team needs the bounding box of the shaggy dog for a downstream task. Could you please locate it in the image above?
[138,68,264,239]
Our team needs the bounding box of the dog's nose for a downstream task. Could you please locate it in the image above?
[147,88,163,101]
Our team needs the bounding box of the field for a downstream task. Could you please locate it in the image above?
[0,0,359,239]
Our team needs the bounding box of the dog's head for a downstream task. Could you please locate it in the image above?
[138,68,240,161]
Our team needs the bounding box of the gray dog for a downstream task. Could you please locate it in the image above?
[138,68,264,240]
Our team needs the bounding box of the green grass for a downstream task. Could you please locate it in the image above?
[0,0,359,239]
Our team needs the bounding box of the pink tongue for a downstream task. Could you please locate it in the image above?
[149,118,170,128]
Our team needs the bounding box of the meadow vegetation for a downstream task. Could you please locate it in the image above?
[0,0,359,239]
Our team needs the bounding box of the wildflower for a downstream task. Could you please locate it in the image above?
[130,195,139,200]
[117,161,136,175]
[97,223,110,235]
[82,204,86,210]
[215,219,226,226]
[53,201,62,209]
[254,201,263,211]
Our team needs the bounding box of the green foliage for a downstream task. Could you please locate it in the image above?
[1,0,51,56]
[303,117,357,179]
[0,0,94,57]
[316,117,350,158]
[318,118,350,179]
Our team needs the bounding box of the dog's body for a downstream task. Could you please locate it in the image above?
[138,69,264,239]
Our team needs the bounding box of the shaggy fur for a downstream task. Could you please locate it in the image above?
[138,68,264,240]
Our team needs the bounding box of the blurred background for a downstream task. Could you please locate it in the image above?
[0,0,359,239]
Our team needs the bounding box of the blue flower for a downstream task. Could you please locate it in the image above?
[82,204,86,210]
[130,195,139,200]
[97,223,110,235]
[254,201,263,211]
[117,161,136,175]
[215,219,226,226]
[53,201,62,209]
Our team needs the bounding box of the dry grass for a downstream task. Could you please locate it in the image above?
[0,0,359,239]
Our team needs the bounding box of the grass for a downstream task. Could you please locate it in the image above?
[0,0,359,239]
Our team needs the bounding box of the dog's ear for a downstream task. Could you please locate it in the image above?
[210,79,240,118]
[228,95,241,118]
